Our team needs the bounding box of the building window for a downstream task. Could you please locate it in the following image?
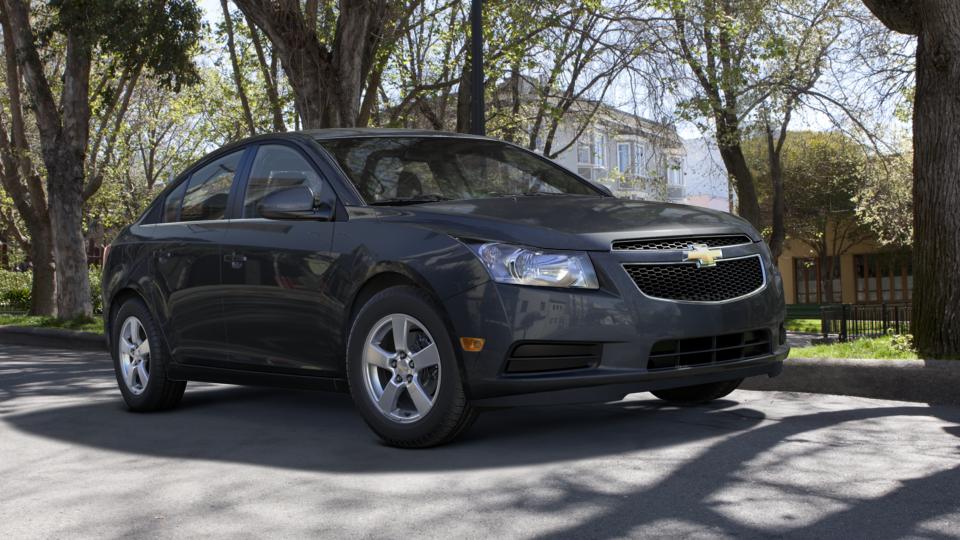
[667,160,683,185]
[577,140,591,165]
[854,253,912,303]
[634,143,647,176]
[794,256,841,304]
[593,132,606,168]
[617,143,631,173]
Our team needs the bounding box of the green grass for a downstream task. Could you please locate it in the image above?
[791,335,918,360]
[785,318,821,333]
[0,314,104,334]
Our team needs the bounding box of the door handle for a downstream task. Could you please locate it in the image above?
[224,252,247,269]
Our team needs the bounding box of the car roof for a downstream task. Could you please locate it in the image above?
[302,128,489,141]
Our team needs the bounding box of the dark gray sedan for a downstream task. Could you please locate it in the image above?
[101,129,788,447]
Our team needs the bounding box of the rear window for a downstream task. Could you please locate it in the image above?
[163,181,187,222]
[180,151,243,221]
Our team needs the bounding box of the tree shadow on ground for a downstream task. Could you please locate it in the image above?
[3,345,960,537]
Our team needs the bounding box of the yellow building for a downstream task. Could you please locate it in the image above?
[777,235,913,306]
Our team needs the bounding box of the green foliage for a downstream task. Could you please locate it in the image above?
[745,130,873,251]
[785,318,821,333]
[47,0,203,90]
[855,145,913,246]
[0,314,104,334]
[888,333,915,355]
[792,335,919,360]
[0,268,103,314]
[0,271,32,311]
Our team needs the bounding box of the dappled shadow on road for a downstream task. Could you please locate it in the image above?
[0,346,114,409]
[4,345,960,536]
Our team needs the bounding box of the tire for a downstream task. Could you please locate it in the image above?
[651,378,743,404]
[112,297,186,411]
[346,286,477,448]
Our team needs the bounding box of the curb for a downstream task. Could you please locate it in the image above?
[741,357,960,406]
[0,326,107,351]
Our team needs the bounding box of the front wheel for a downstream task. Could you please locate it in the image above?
[346,286,477,448]
[651,378,743,404]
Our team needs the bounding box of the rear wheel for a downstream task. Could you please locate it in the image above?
[346,286,477,448]
[112,297,186,411]
[651,378,743,404]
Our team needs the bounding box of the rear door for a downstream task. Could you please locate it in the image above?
[150,149,247,365]
[220,143,340,375]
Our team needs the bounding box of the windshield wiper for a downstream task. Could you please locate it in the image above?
[369,194,456,206]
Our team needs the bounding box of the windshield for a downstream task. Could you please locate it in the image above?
[318,136,602,205]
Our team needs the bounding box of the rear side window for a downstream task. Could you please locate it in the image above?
[243,145,325,218]
[180,151,243,222]
[163,181,187,222]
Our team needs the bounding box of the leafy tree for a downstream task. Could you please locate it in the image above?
[854,145,912,247]
[0,0,202,317]
[747,131,872,300]
[861,0,960,358]
[233,0,402,129]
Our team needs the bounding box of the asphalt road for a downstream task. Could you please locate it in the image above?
[2,344,959,539]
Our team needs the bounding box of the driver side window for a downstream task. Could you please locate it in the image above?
[243,145,326,218]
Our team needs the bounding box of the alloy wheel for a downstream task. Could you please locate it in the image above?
[362,313,442,423]
[118,316,151,395]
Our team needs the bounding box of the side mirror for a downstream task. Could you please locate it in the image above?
[257,186,333,220]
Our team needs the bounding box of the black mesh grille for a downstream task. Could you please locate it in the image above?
[612,235,752,251]
[648,329,772,370]
[623,256,764,302]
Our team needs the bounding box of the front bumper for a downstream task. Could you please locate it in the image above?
[441,241,788,405]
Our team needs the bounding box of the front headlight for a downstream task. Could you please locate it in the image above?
[467,242,599,289]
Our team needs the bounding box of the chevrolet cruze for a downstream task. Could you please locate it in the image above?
[102,129,789,447]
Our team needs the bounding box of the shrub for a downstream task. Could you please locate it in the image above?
[0,268,104,314]
[0,271,32,311]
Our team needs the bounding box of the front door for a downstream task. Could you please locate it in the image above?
[220,143,340,375]
[151,149,246,366]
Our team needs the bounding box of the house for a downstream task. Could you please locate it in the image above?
[777,236,913,306]
[532,102,687,203]
[399,78,688,204]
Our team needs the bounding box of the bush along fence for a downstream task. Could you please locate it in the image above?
[0,267,103,315]
[820,303,912,342]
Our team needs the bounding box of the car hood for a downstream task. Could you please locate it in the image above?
[357,196,760,251]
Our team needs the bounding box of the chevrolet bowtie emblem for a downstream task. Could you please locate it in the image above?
[683,243,723,268]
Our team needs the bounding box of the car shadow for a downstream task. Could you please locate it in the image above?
[4,345,960,537]
[3,379,769,472]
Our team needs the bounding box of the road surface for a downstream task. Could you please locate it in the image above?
[1,344,958,538]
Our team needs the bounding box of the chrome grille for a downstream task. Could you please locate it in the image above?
[623,255,764,302]
[612,235,752,251]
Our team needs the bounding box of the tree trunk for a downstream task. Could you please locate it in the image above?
[716,142,762,229]
[47,156,92,319]
[221,0,256,136]
[234,0,386,130]
[910,1,960,358]
[28,223,57,316]
[455,57,472,133]
[246,14,285,132]
[766,129,786,264]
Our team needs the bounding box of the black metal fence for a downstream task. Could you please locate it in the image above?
[820,303,912,341]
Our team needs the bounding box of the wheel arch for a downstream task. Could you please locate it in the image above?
[343,268,469,389]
